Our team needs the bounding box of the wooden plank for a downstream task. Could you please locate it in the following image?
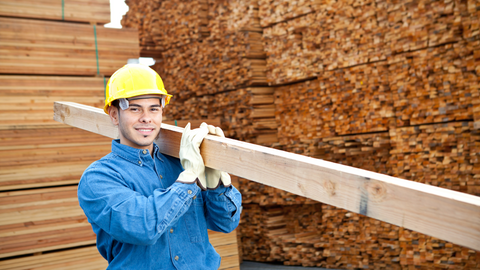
[53,101,480,252]
[0,17,139,76]
[0,0,110,24]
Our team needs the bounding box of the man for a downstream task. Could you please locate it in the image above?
[78,64,242,269]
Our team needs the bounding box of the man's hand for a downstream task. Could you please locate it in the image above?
[176,123,209,190]
[201,123,232,189]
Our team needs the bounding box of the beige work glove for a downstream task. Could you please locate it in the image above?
[201,123,232,189]
[176,123,209,190]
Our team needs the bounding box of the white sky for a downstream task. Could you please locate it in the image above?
[104,0,155,65]
[104,0,129,29]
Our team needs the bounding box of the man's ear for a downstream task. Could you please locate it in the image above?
[108,106,119,126]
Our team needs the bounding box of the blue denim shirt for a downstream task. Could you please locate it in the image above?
[78,139,242,269]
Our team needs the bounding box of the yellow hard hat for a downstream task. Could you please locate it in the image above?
[104,64,172,114]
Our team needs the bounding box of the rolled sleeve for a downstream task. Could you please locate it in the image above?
[203,184,242,233]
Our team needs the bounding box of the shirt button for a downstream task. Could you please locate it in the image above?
[188,190,192,195]
[138,161,142,165]
[143,149,147,154]
[170,228,174,233]
[159,175,163,179]
[174,256,179,261]
[193,195,197,200]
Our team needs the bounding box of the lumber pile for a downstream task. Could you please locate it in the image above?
[262,0,468,85]
[123,0,277,146]
[0,127,111,191]
[0,246,108,270]
[0,76,105,129]
[0,186,96,258]
[389,121,480,197]
[0,0,110,24]
[0,2,140,268]
[258,0,321,27]
[0,17,139,76]
[389,41,479,127]
[164,87,276,144]
[275,62,393,141]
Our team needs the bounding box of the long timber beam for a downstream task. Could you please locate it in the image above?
[53,101,480,251]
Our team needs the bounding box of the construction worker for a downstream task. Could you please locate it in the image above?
[77,64,242,269]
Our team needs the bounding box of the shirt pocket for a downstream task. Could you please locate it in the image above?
[183,195,207,243]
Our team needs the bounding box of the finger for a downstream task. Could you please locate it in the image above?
[207,124,216,135]
[214,126,225,138]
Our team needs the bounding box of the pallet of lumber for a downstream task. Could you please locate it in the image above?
[262,0,466,85]
[122,0,262,55]
[0,186,96,258]
[0,127,111,191]
[275,61,393,141]
[0,0,110,24]
[0,245,108,270]
[164,87,276,145]
[389,121,480,196]
[153,33,267,101]
[0,75,105,129]
[124,0,209,52]
[0,17,139,76]
[398,228,480,268]
[389,41,479,127]
[258,0,322,27]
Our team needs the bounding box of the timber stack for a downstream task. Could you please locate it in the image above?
[121,0,480,269]
[0,1,241,269]
[247,0,480,269]
[122,0,277,146]
[0,0,123,268]
[51,0,480,269]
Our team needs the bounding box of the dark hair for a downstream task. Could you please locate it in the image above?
[111,99,120,110]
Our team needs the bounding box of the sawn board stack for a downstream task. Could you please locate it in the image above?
[0,2,136,269]
[238,0,480,269]
[122,0,277,146]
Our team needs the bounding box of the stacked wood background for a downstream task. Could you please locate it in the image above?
[0,2,123,269]
[0,2,242,270]
[245,0,480,269]
[122,0,278,146]
[121,0,480,269]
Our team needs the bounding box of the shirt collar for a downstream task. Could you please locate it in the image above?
[111,139,162,166]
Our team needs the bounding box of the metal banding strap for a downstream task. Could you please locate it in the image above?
[62,0,64,20]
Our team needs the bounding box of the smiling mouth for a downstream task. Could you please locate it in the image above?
[136,128,155,135]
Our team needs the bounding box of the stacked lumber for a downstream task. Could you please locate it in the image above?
[258,0,322,27]
[0,246,107,270]
[164,87,276,145]
[122,0,262,56]
[389,41,479,127]
[0,127,111,191]
[121,0,207,55]
[275,61,393,142]
[154,32,267,101]
[315,205,401,269]
[262,0,466,85]
[0,17,139,76]
[398,228,480,268]
[0,186,96,258]
[389,121,480,196]
[238,204,323,264]
[0,0,110,24]
[0,75,105,129]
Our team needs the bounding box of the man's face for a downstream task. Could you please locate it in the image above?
[109,96,163,152]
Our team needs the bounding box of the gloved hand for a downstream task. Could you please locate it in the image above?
[176,123,209,190]
[201,123,232,189]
